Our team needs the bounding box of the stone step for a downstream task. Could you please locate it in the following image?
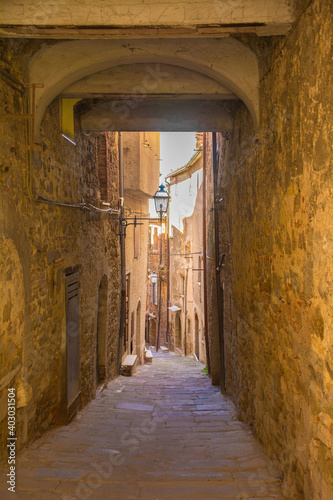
[120,354,138,376]
[144,350,153,364]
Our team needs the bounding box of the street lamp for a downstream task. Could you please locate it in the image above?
[149,271,158,284]
[152,184,170,352]
[153,184,170,221]
[118,185,169,235]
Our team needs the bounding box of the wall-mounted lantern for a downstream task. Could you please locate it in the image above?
[153,184,170,221]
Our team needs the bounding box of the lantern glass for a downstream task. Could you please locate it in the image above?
[153,184,169,217]
[150,272,158,284]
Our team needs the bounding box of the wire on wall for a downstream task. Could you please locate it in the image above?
[36,194,119,214]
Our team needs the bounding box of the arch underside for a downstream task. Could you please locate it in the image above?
[30,38,259,135]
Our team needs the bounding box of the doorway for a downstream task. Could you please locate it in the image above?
[96,275,108,384]
[136,301,141,354]
[175,312,182,350]
[65,268,81,421]
[195,313,199,359]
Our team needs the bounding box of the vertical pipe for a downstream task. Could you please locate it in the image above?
[166,182,170,344]
[184,267,188,356]
[117,132,126,374]
[202,132,211,375]
[155,215,163,352]
[212,132,226,392]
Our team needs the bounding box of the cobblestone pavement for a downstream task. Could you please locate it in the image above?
[1,352,286,499]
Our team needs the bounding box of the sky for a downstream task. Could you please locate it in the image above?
[159,132,197,182]
[149,132,200,230]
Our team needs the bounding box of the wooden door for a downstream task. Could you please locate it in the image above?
[65,270,81,419]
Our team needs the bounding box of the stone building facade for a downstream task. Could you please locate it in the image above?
[146,226,168,350]
[183,184,206,364]
[0,1,332,498]
[168,226,186,353]
[122,131,160,363]
[0,42,123,459]
[206,2,333,498]
[167,149,207,363]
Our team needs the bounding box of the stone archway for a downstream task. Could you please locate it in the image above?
[29,38,260,136]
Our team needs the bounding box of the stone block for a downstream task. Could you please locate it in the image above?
[145,350,153,364]
[120,355,138,376]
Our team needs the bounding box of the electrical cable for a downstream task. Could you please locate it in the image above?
[36,194,119,214]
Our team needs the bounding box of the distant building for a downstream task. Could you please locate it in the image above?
[166,138,206,362]
[122,132,160,363]
[146,225,168,349]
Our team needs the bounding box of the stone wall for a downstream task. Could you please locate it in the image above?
[205,133,221,385]
[147,227,168,349]
[219,1,333,498]
[0,40,121,461]
[122,131,160,362]
[184,183,206,364]
[122,196,150,363]
[168,226,185,352]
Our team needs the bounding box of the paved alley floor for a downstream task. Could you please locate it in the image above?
[1,352,285,499]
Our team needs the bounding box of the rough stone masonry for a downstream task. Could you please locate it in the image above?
[214,1,333,498]
[0,40,121,459]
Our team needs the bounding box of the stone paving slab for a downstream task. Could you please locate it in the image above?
[116,403,154,411]
[0,352,286,499]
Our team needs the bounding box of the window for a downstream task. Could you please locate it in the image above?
[180,274,185,296]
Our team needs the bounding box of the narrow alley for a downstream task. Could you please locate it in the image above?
[1,2,332,499]
[0,353,284,500]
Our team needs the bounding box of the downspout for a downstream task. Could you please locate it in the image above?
[155,216,163,352]
[117,132,126,374]
[212,132,226,392]
[202,132,211,375]
[184,267,188,356]
[166,181,171,345]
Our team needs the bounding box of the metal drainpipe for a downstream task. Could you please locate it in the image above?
[155,214,163,352]
[166,182,171,345]
[184,266,188,356]
[117,132,126,374]
[212,132,226,392]
[202,132,211,375]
